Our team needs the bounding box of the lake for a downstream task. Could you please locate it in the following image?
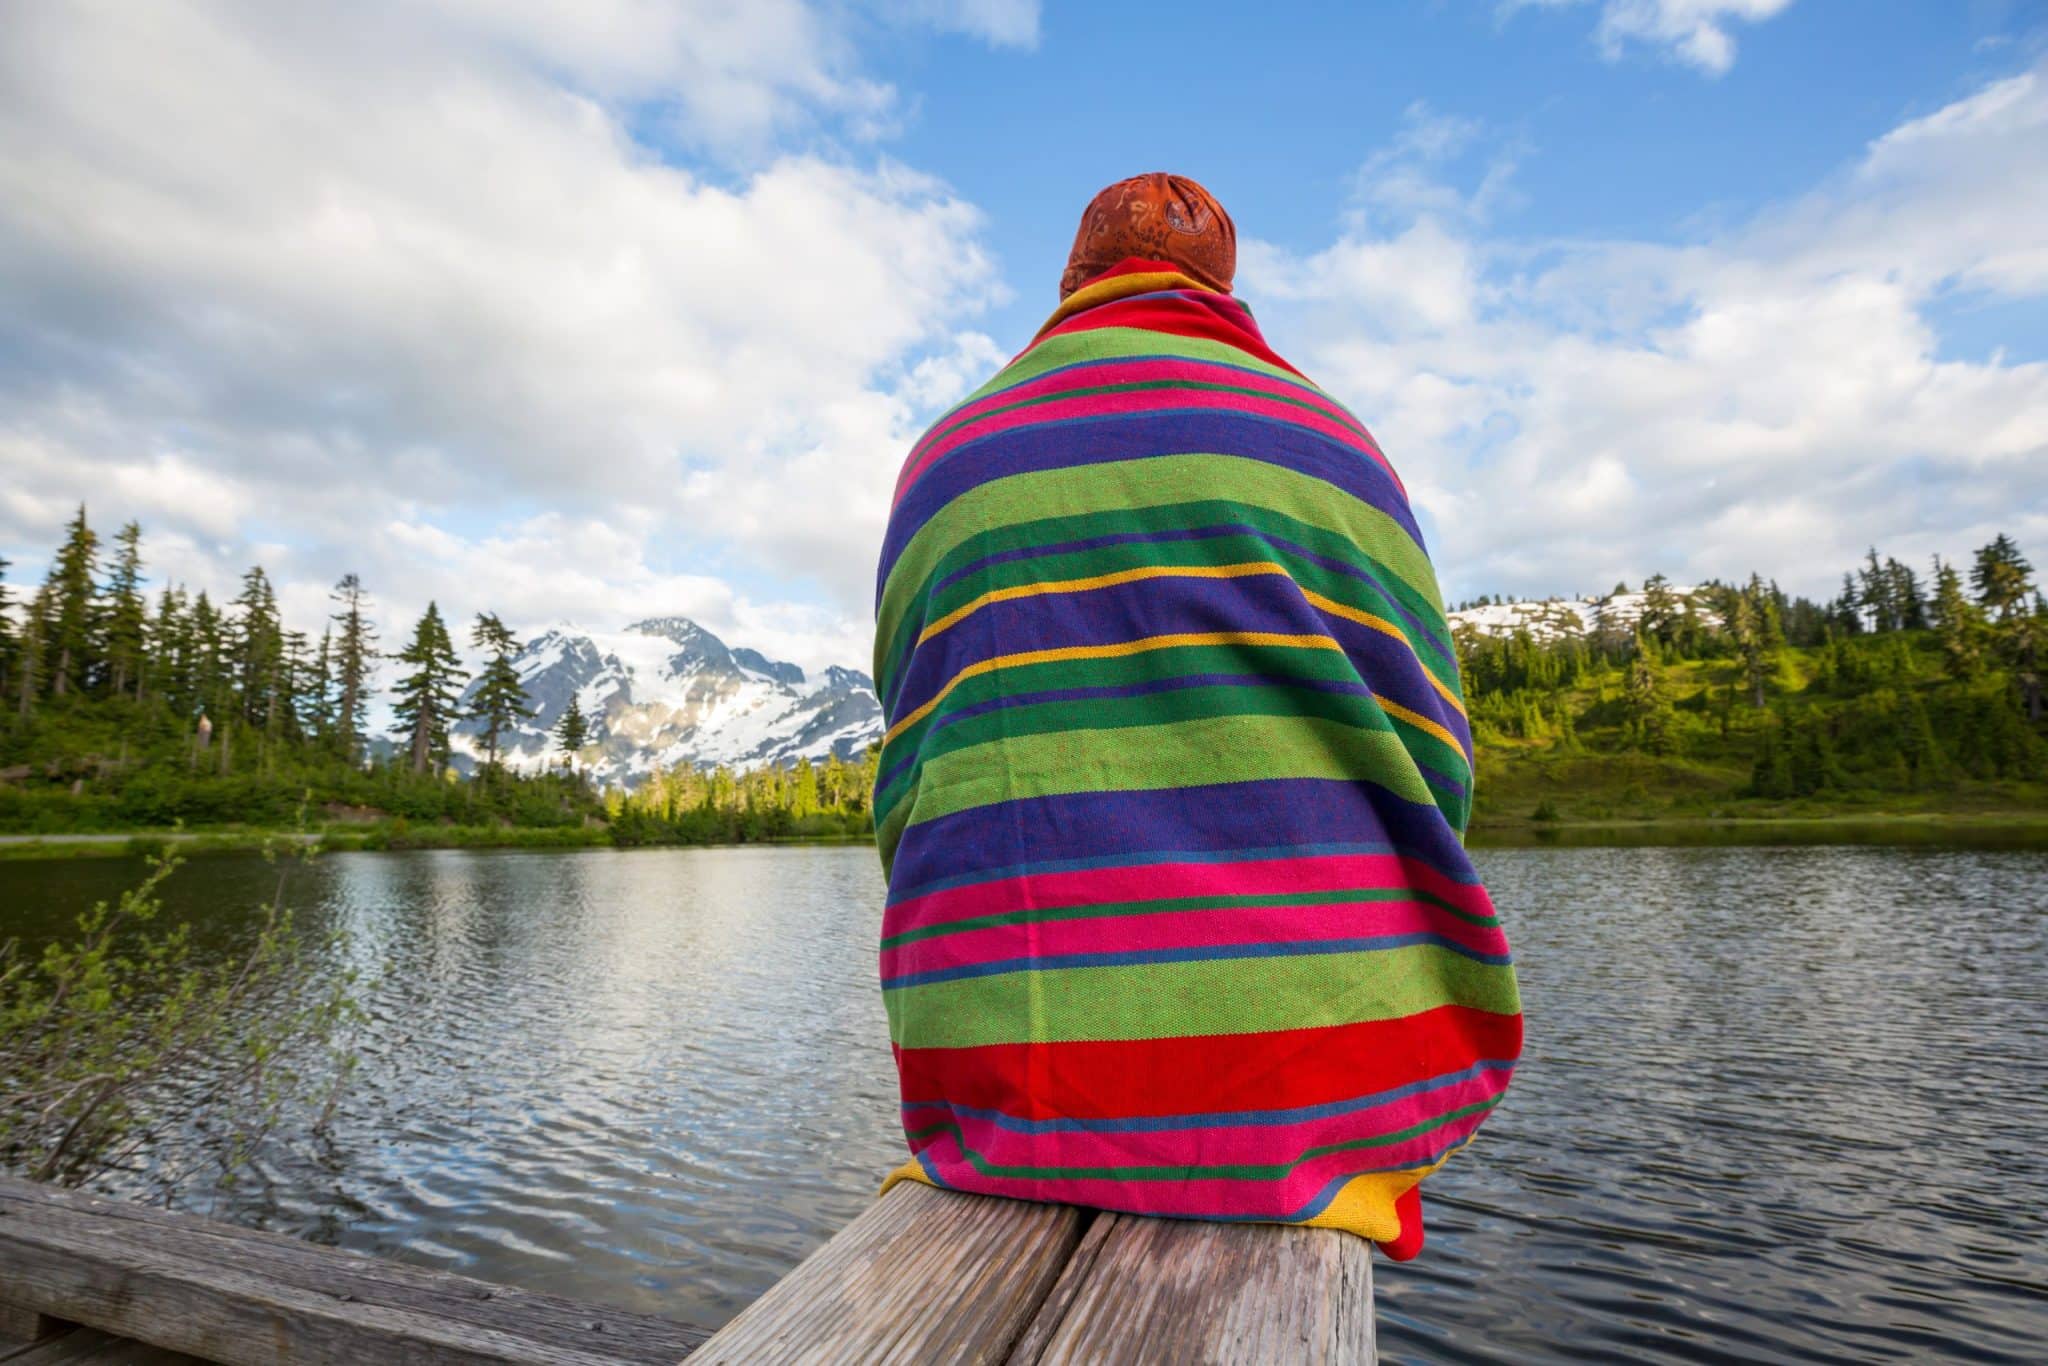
[4,845,2044,1362]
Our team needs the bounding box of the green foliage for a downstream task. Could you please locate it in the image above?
[606,746,881,846]
[466,612,534,777]
[0,841,362,1195]
[553,692,589,767]
[1462,536,2047,828]
[389,602,466,774]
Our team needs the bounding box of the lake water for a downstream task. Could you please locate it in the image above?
[4,845,2044,1361]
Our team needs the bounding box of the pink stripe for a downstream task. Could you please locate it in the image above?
[910,1110,1489,1220]
[884,852,1496,940]
[901,1067,1506,1172]
[893,378,1388,510]
[894,356,1374,501]
[880,898,1509,981]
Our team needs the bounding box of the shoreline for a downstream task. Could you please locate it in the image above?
[4,810,2047,861]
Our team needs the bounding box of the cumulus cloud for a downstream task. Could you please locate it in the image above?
[0,0,1014,670]
[1506,0,1796,75]
[1243,59,2048,604]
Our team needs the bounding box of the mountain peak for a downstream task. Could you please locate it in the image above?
[626,616,723,647]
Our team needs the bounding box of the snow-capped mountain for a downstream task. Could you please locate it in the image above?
[1450,585,1717,641]
[452,617,881,789]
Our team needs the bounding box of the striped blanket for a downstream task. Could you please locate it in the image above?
[871,258,1521,1257]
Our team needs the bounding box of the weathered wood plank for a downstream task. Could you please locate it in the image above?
[997,1209,1112,1366]
[1015,1213,1375,1365]
[692,1182,1084,1365]
[0,1176,707,1365]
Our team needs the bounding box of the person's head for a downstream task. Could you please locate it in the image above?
[1060,173,1236,300]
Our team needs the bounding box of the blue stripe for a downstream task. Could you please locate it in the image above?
[879,570,1470,761]
[888,838,1410,906]
[891,518,1454,716]
[878,407,1422,596]
[901,1059,1517,1137]
[884,779,1478,905]
[881,931,1512,991]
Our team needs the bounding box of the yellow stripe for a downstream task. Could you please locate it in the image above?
[883,631,1344,746]
[919,561,1292,646]
[1377,695,1468,761]
[1035,269,1212,337]
[1300,589,1469,721]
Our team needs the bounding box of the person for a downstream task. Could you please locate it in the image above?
[870,173,1521,1261]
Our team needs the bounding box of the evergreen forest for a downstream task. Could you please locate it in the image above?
[1,504,2042,849]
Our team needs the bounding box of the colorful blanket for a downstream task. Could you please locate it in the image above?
[871,258,1521,1258]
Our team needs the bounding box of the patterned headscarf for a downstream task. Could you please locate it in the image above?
[1060,173,1236,299]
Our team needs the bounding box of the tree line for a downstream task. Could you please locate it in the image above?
[0,505,873,841]
[1452,535,2045,807]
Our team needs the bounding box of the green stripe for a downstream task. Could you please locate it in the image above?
[878,460,1447,691]
[884,942,1521,1048]
[875,680,1470,831]
[877,712,1436,870]
[881,886,1498,951]
[878,498,1459,712]
[904,1095,1503,1184]
[875,644,1370,813]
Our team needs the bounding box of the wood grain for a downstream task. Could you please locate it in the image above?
[692,1182,1085,1365]
[1016,1213,1375,1366]
[0,1176,707,1365]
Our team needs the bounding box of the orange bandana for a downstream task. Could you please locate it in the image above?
[1060,173,1236,299]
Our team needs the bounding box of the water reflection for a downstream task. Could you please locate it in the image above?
[3,845,2044,1358]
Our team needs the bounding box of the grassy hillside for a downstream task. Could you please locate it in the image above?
[1464,629,2047,841]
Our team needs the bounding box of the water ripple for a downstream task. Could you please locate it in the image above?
[6,844,2044,1357]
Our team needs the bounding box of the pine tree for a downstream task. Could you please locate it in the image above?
[390,602,467,775]
[150,586,192,716]
[16,585,50,718]
[278,629,312,743]
[305,625,335,742]
[231,566,284,731]
[44,505,100,697]
[1886,558,1927,631]
[1929,557,1984,682]
[2007,594,2044,724]
[330,573,377,763]
[1971,535,2033,622]
[187,591,232,772]
[1828,573,1864,635]
[554,694,590,777]
[0,553,14,703]
[1858,548,1894,633]
[467,613,534,778]
[102,521,148,699]
[1725,585,1767,708]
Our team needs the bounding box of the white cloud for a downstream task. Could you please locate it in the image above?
[1506,0,1796,75]
[0,0,1016,670]
[1243,60,2048,605]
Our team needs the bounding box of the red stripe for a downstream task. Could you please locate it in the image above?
[893,1003,1523,1121]
[885,852,1497,940]
[893,383,1393,510]
[894,356,1379,501]
[1043,292,1309,380]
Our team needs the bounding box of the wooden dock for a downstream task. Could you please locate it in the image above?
[1,1174,1373,1363]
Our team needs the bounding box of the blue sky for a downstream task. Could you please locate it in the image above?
[882,1,2035,341]
[1,1,2044,671]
